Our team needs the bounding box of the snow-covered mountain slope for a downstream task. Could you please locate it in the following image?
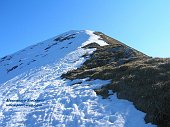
[0,30,155,126]
[0,30,95,84]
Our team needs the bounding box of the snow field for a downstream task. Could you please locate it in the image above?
[0,30,156,127]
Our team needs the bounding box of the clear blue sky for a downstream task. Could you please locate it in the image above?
[0,0,170,58]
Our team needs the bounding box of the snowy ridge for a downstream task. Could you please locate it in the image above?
[0,30,155,126]
[0,30,88,84]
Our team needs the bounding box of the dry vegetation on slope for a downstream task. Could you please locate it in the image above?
[62,32,170,127]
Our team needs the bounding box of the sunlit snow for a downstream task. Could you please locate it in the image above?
[0,30,156,127]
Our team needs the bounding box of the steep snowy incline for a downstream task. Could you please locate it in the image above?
[0,30,155,127]
[0,30,96,84]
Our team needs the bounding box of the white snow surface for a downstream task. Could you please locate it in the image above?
[0,30,156,127]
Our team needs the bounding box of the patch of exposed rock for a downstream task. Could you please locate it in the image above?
[62,32,170,127]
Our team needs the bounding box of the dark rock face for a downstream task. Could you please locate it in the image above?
[44,34,76,51]
[54,33,76,42]
[7,65,18,73]
[62,32,170,127]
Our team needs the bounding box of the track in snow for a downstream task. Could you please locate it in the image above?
[0,30,155,127]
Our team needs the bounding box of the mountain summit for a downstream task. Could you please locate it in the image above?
[0,30,169,127]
